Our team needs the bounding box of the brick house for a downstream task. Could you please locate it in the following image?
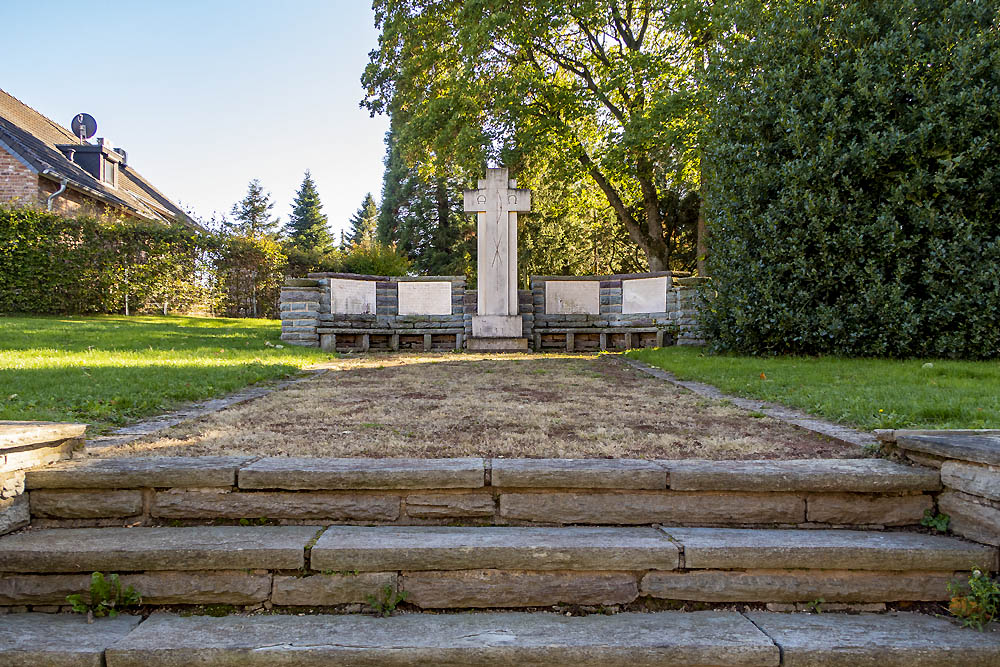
[0,89,193,226]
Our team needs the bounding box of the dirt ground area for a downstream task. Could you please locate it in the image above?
[99,353,861,459]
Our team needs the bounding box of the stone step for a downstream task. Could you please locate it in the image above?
[3,610,998,667]
[0,526,992,609]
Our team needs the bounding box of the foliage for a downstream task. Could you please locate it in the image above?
[378,121,474,276]
[366,584,408,617]
[701,0,1000,358]
[625,347,1000,431]
[228,179,282,238]
[363,0,710,271]
[0,315,330,433]
[338,240,412,276]
[286,171,334,253]
[948,569,999,630]
[0,206,208,315]
[212,232,287,318]
[347,193,379,248]
[67,572,142,621]
[920,510,950,533]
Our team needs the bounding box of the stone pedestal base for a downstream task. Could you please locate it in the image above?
[472,315,522,338]
[467,337,529,352]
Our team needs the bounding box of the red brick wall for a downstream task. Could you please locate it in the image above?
[0,146,39,206]
[37,175,111,216]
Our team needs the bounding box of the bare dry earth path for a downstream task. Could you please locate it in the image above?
[98,353,858,459]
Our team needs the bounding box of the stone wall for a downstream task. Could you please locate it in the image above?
[280,274,466,351]
[280,271,706,351]
[879,430,1000,548]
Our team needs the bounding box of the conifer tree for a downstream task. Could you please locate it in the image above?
[346,193,378,247]
[228,179,280,238]
[286,171,333,252]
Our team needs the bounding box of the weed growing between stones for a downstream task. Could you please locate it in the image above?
[920,510,950,533]
[948,570,999,631]
[66,572,142,623]
[367,585,408,617]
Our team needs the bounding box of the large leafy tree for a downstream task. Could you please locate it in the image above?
[346,193,379,247]
[363,0,712,271]
[228,179,281,238]
[286,171,333,253]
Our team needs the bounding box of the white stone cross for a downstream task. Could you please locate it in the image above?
[464,167,531,337]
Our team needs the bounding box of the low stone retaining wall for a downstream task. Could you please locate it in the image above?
[879,429,1000,548]
[24,457,940,530]
[0,421,85,536]
[280,272,705,350]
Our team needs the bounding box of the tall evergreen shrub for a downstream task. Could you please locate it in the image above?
[702,0,1000,358]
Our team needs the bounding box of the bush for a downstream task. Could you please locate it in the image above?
[338,241,412,276]
[701,0,1000,358]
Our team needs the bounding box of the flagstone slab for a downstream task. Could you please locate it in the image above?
[746,611,1000,666]
[25,457,251,489]
[238,457,485,490]
[894,431,1000,467]
[0,526,318,572]
[0,613,140,667]
[0,421,86,449]
[491,459,667,489]
[665,459,940,492]
[662,527,996,571]
[272,572,397,606]
[104,610,777,666]
[311,526,680,572]
[151,490,400,521]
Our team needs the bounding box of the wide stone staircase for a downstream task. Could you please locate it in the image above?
[2,455,999,665]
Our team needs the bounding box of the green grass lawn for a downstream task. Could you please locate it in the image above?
[0,315,332,434]
[627,347,1000,431]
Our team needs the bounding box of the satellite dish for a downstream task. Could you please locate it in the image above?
[71,113,97,141]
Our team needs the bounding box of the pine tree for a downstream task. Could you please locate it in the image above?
[286,171,333,252]
[346,193,378,247]
[228,179,280,238]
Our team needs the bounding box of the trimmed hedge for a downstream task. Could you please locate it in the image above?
[702,0,1000,358]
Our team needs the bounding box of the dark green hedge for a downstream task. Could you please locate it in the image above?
[702,0,1000,358]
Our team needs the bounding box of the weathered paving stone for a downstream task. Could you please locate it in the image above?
[1,439,80,474]
[640,569,960,603]
[500,492,804,525]
[940,460,1000,502]
[0,494,29,535]
[0,421,87,448]
[0,571,272,605]
[895,432,1000,467]
[402,569,639,608]
[404,493,494,519]
[31,489,144,519]
[0,613,140,667]
[746,611,1000,666]
[151,490,399,521]
[238,457,485,490]
[104,610,777,666]
[661,527,997,571]
[939,490,1000,547]
[272,572,397,606]
[0,526,318,572]
[805,493,932,526]
[25,457,251,489]
[665,459,941,492]
[492,459,667,489]
[311,526,680,572]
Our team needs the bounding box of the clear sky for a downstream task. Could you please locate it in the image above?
[2,1,390,237]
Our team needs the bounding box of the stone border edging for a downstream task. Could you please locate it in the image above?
[86,370,328,453]
[620,356,878,449]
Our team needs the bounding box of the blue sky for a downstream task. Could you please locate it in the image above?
[2,1,390,236]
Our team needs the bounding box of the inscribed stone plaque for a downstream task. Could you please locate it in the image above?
[623,276,668,314]
[397,281,453,315]
[329,278,375,315]
[545,281,600,315]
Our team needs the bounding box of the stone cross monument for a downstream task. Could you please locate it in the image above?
[464,167,531,347]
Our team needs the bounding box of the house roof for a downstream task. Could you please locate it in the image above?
[0,89,196,228]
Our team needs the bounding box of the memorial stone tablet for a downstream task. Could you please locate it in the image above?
[545,280,601,315]
[397,281,453,315]
[622,276,668,314]
[329,278,376,314]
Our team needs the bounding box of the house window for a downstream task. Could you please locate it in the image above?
[102,159,116,186]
